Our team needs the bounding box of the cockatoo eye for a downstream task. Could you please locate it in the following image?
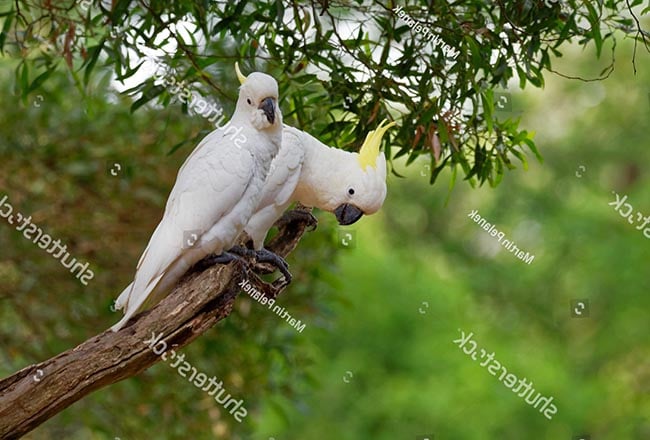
[348,188,355,196]
[247,98,252,105]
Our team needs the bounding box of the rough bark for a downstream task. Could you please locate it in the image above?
[0,206,315,439]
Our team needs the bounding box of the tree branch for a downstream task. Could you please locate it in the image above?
[0,206,315,439]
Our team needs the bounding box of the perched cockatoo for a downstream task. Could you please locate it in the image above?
[244,119,395,251]
[110,65,283,332]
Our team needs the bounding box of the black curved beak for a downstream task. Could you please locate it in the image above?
[259,97,275,124]
[334,204,364,225]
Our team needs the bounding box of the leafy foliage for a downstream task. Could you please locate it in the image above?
[1,0,647,188]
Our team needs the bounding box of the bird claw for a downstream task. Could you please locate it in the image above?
[195,251,249,272]
[196,246,291,288]
[227,245,292,284]
[228,245,257,259]
[254,248,292,284]
[276,208,318,231]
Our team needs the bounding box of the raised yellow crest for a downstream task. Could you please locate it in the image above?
[357,119,396,170]
[235,62,248,85]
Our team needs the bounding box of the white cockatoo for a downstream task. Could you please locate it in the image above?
[110,65,283,332]
[243,119,395,251]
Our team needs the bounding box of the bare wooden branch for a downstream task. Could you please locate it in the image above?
[0,207,315,439]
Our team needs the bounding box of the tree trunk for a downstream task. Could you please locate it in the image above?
[0,207,314,439]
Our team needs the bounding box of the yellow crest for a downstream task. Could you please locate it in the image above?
[235,62,248,85]
[357,119,396,170]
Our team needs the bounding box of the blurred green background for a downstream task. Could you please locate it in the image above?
[0,23,649,440]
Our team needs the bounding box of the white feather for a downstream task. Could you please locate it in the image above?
[245,126,305,249]
[111,72,282,331]
[244,124,388,250]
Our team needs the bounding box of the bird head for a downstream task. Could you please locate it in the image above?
[325,119,395,225]
[235,63,282,131]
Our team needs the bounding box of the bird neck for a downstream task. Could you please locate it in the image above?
[293,133,357,208]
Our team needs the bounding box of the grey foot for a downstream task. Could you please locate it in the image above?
[228,245,256,258]
[195,251,246,271]
[227,245,290,282]
[276,208,318,231]
[255,248,292,284]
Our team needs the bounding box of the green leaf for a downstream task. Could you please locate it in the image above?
[510,148,529,170]
[83,41,105,85]
[430,156,450,185]
[27,67,55,93]
[19,61,29,104]
[522,134,542,163]
[110,0,132,24]
[0,12,13,55]
[483,90,494,133]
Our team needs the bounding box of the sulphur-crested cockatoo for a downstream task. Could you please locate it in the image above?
[243,119,395,251]
[111,65,283,332]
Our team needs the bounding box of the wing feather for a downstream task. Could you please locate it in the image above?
[245,126,305,249]
[113,130,254,327]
